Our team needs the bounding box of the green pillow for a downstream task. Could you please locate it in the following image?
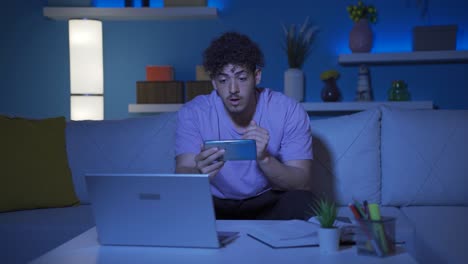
[0,115,79,212]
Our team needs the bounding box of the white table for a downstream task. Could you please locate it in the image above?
[30,220,418,264]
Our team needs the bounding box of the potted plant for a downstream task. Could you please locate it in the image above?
[281,17,318,102]
[310,198,339,254]
[346,1,378,53]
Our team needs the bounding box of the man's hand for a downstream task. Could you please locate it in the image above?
[242,120,270,161]
[194,147,225,179]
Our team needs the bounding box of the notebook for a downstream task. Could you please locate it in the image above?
[85,173,239,248]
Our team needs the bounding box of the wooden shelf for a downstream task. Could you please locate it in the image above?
[43,7,218,20]
[129,101,433,113]
[338,50,468,65]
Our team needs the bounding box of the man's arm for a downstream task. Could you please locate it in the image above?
[242,120,312,191]
[175,153,200,174]
[175,148,225,180]
[257,157,312,190]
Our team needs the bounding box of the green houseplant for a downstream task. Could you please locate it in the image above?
[346,0,378,24]
[281,17,318,102]
[282,17,318,69]
[310,198,340,254]
[311,198,338,228]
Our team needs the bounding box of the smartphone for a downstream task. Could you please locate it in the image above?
[203,139,256,161]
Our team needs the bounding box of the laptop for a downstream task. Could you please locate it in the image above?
[85,173,239,248]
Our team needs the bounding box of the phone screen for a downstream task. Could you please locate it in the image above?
[204,139,256,161]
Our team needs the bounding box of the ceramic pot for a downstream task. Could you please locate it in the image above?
[321,79,341,102]
[284,68,304,102]
[318,227,340,254]
[349,19,374,53]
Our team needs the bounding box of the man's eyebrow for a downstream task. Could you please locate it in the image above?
[234,70,247,76]
[216,70,247,78]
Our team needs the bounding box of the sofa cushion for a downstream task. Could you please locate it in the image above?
[66,112,177,203]
[0,205,94,264]
[381,107,468,206]
[401,206,468,264]
[309,109,381,206]
[0,115,79,212]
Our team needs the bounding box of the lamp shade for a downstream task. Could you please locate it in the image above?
[71,95,104,121]
[69,19,104,121]
[69,19,103,95]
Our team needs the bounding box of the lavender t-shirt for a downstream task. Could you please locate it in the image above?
[175,88,312,199]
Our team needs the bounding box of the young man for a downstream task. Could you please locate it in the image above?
[175,31,316,220]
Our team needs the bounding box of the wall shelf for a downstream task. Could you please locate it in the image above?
[338,50,468,65]
[43,7,218,20]
[129,101,433,113]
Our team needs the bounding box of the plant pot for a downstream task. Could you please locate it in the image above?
[284,68,304,102]
[349,19,374,53]
[318,227,340,254]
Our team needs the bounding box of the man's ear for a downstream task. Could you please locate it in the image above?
[255,69,262,86]
[211,79,217,90]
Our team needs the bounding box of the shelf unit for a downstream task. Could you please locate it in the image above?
[43,7,218,20]
[128,101,433,113]
[338,50,468,65]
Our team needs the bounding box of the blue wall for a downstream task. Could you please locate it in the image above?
[1,0,467,120]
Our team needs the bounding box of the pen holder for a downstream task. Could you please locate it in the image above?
[355,217,396,257]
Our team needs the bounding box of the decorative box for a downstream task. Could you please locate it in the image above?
[196,65,210,81]
[47,0,92,6]
[412,25,458,51]
[136,81,184,104]
[163,0,207,7]
[185,81,213,102]
[146,66,174,81]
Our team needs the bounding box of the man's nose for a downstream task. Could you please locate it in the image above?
[229,80,239,94]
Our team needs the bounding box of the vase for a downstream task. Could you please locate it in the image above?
[318,227,340,254]
[349,18,374,53]
[388,80,410,101]
[321,79,341,102]
[284,68,304,102]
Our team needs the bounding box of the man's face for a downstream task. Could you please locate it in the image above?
[212,64,261,116]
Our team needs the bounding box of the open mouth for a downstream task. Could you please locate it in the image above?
[229,97,241,106]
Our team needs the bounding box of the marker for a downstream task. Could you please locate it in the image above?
[348,203,361,219]
[368,203,389,254]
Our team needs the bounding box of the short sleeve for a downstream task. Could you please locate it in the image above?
[279,103,313,161]
[175,106,203,156]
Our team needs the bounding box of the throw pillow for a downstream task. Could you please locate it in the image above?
[381,107,468,206]
[66,112,178,203]
[309,108,382,206]
[0,115,79,212]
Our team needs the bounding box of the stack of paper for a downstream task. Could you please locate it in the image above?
[247,217,355,248]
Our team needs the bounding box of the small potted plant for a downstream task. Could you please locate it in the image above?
[281,17,319,102]
[310,198,339,254]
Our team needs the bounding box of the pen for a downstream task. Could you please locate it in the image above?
[363,200,369,219]
[353,200,366,219]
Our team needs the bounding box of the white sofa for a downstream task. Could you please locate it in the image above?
[1,106,467,264]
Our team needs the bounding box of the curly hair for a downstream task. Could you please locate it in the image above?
[203,31,265,78]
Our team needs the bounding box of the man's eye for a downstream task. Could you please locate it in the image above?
[238,77,247,81]
[218,79,226,84]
